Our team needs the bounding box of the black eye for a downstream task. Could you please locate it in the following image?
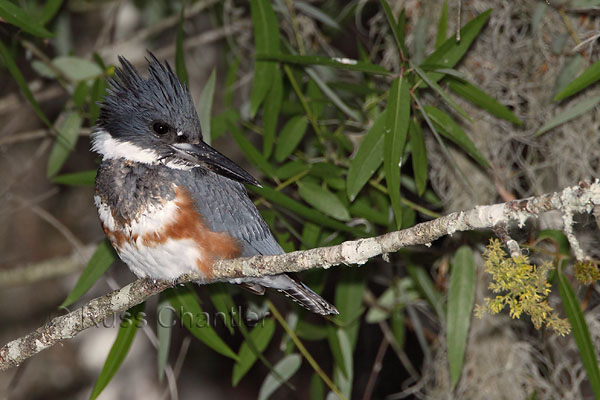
[153,122,169,135]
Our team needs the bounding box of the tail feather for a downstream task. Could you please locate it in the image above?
[241,274,338,316]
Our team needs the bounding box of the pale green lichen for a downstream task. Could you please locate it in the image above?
[475,239,570,336]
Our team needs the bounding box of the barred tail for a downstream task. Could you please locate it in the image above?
[247,274,338,315]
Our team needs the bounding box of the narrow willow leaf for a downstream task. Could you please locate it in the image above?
[61,239,116,308]
[248,184,365,236]
[53,56,103,82]
[379,0,408,59]
[274,115,309,162]
[256,53,391,76]
[558,273,600,399]
[335,269,366,348]
[0,41,51,127]
[229,122,276,178]
[407,265,445,321]
[89,303,145,400]
[422,9,492,83]
[0,0,54,37]
[298,180,350,221]
[327,326,347,378]
[536,95,600,136]
[436,0,449,48]
[349,196,389,226]
[53,169,96,187]
[275,160,309,180]
[447,246,475,388]
[554,59,600,101]
[157,293,173,383]
[250,0,280,117]
[198,68,217,144]
[412,62,471,121]
[295,2,341,30]
[424,106,490,168]
[409,119,428,196]
[346,113,386,201]
[47,112,83,177]
[310,372,325,400]
[89,77,107,125]
[554,55,583,96]
[258,354,302,400]
[447,78,522,125]
[40,0,63,25]
[207,283,236,334]
[263,69,283,158]
[332,329,353,399]
[384,76,411,229]
[167,286,239,360]
[232,318,276,386]
[175,8,188,84]
[413,17,427,65]
[296,320,328,341]
[306,68,362,121]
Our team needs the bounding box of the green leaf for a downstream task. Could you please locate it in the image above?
[61,240,116,308]
[0,41,51,127]
[47,112,83,177]
[436,0,449,48]
[407,264,445,321]
[332,329,353,399]
[274,116,309,162]
[346,113,386,201]
[39,0,63,25]
[554,59,600,101]
[413,17,427,65]
[89,77,108,125]
[167,286,239,360]
[296,320,328,341]
[384,76,411,229]
[229,123,276,179]
[554,55,583,97]
[409,118,428,196]
[175,7,188,84]
[0,0,54,37]
[250,0,280,118]
[310,372,325,400]
[256,53,391,76]
[536,95,600,136]
[198,68,217,143]
[263,68,283,158]
[157,293,173,382]
[379,0,407,59]
[258,353,302,400]
[335,269,366,348]
[294,2,341,30]
[232,318,276,386]
[298,180,350,221]
[89,303,145,400]
[53,56,103,82]
[306,68,362,121]
[422,9,492,83]
[207,283,236,334]
[447,246,476,388]
[447,78,522,125]
[52,169,96,187]
[424,106,490,168]
[412,62,471,121]
[248,184,365,236]
[558,273,600,399]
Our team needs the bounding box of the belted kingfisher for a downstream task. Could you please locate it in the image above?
[91,54,337,315]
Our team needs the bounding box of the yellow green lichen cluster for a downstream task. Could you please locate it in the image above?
[475,239,570,336]
[574,261,600,286]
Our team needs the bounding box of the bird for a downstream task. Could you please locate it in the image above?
[91,53,338,315]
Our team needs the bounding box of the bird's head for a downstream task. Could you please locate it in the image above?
[92,53,259,186]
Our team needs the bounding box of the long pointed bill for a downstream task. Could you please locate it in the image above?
[169,142,261,187]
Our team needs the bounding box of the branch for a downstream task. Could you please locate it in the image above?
[2,181,599,371]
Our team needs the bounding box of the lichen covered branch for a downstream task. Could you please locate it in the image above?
[1,180,599,371]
